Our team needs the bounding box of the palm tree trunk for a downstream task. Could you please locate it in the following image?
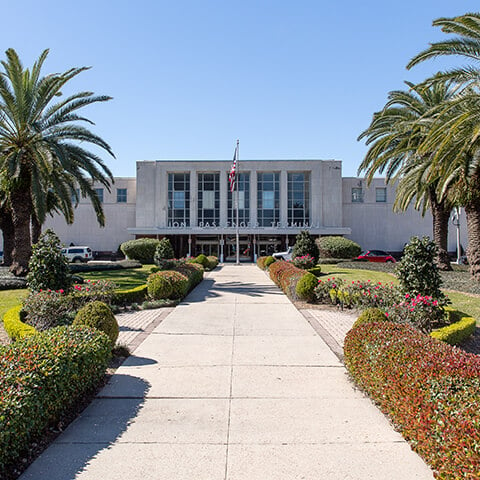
[465,203,480,281]
[31,214,42,244]
[0,205,14,266]
[429,191,452,271]
[9,188,32,276]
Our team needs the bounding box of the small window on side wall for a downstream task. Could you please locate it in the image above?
[376,187,387,203]
[117,188,127,203]
[95,188,104,203]
[351,187,363,203]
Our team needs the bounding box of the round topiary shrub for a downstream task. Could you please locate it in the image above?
[352,307,388,329]
[193,254,209,268]
[27,229,72,292]
[295,272,318,301]
[147,272,174,299]
[206,256,219,270]
[316,236,362,259]
[157,270,189,299]
[73,301,119,346]
[120,238,160,264]
[264,256,276,268]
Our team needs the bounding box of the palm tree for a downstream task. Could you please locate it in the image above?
[407,13,480,84]
[407,12,480,278]
[358,81,459,270]
[0,48,114,275]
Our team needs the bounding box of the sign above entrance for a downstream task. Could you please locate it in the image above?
[167,221,316,229]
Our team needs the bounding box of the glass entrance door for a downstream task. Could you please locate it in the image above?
[225,235,252,262]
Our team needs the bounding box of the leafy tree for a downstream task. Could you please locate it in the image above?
[395,236,446,302]
[407,13,480,279]
[26,229,71,292]
[0,48,114,276]
[358,81,459,270]
[292,230,319,263]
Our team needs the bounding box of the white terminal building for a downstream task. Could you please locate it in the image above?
[45,159,466,261]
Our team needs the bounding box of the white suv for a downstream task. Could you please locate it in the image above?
[61,246,93,263]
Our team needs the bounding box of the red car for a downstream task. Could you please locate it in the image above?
[356,250,396,263]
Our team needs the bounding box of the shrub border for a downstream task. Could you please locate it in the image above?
[2,305,36,340]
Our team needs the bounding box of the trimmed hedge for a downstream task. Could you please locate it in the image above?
[317,236,361,259]
[120,238,160,264]
[352,307,387,329]
[295,272,318,301]
[112,285,148,306]
[431,315,476,345]
[268,261,309,300]
[257,256,269,270]
[174,263,204,290]
[0,326,111,473]
[2,305,36,341]
[344,321,480,478]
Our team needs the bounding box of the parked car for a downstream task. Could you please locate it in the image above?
[272,246,293,261]
[356,250,396,263]
[61,246,93,263]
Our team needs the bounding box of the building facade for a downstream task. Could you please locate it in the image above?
[44,159,467,260]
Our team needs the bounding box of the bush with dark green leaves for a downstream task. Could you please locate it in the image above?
[352,308,388,329]
[120,238,160,264]
[73,301,119,346]
[264,256,276,268]
[147,271,174,299]
[0,326,111,474]
[206,256,219,270]
[316,236,362,259]
[156,270,189,299]
[26,229,71,292]
[295,272,318,301]
[154,238,175,268]
[191,254,209,269]
[395,236,446,303]
[292,231,319,263]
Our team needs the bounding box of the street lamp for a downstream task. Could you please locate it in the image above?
[451,207,462,264]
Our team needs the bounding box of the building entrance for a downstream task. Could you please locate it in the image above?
[225,235,252,262]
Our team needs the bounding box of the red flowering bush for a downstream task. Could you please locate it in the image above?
[292,254,316,270]
[344,322,480,479]
[0,326,111,474]
[314,277,344,303]
[22,290,73,330]
[385,294,447,333]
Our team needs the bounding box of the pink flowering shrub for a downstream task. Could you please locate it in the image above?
[22,280,117,330]
[292,254,316,270]
[22,290,73,330]
[384,294,447,333]
[314,277,344,303]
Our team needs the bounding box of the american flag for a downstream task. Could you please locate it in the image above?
[229,145,238,192]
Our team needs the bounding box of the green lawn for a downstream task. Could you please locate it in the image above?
[80,265,154,289]
[0,289,28,318]
[318,264,397,285]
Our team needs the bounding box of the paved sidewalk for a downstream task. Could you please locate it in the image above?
[21,265,433,479]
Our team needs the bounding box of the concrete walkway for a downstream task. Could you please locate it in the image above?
[21,265,433,479]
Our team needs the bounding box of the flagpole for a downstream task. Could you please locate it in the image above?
[235,139,240,265]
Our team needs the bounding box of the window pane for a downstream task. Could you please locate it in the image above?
[263,191,274,209]
[117,188,127,203]
[173,191,185,209]
[352,188,364,203]
[376,187,387,202]
[95,188,104,203]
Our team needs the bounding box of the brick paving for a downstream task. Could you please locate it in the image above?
[116,307,174,350]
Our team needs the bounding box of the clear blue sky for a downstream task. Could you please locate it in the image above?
[2,1,478,177]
